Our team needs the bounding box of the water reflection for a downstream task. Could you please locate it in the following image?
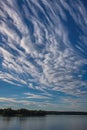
[0,115,87,130]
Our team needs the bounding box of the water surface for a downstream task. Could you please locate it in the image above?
[0,115,87,130]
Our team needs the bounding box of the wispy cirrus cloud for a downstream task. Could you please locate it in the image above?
[0,0,87,110]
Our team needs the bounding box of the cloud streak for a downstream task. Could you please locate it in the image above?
[0,0,87,110]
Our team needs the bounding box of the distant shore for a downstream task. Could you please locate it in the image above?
[0,108,87,117]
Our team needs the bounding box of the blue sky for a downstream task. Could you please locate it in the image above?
[0,0,87,111]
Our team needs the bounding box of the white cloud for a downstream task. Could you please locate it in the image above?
[24,91,52,100]
[0,0,87,99]
[0,97,31,106]
[0,97,16,103]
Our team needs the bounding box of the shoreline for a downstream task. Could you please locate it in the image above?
[0,108,87,117]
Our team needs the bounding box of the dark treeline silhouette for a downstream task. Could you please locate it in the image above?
[0,108,87,117]
[0,108,46,117]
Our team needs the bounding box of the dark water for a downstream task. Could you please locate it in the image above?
[0,115,87,130]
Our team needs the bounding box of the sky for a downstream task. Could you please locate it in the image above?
[0,0,87,111]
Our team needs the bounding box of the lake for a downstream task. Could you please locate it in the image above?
[0,115,87,130]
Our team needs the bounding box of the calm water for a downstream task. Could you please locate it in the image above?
[0,115,87,130]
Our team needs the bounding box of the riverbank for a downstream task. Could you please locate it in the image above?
[0,108,87,117]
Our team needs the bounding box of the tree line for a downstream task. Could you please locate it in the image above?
[0,108,87,117]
